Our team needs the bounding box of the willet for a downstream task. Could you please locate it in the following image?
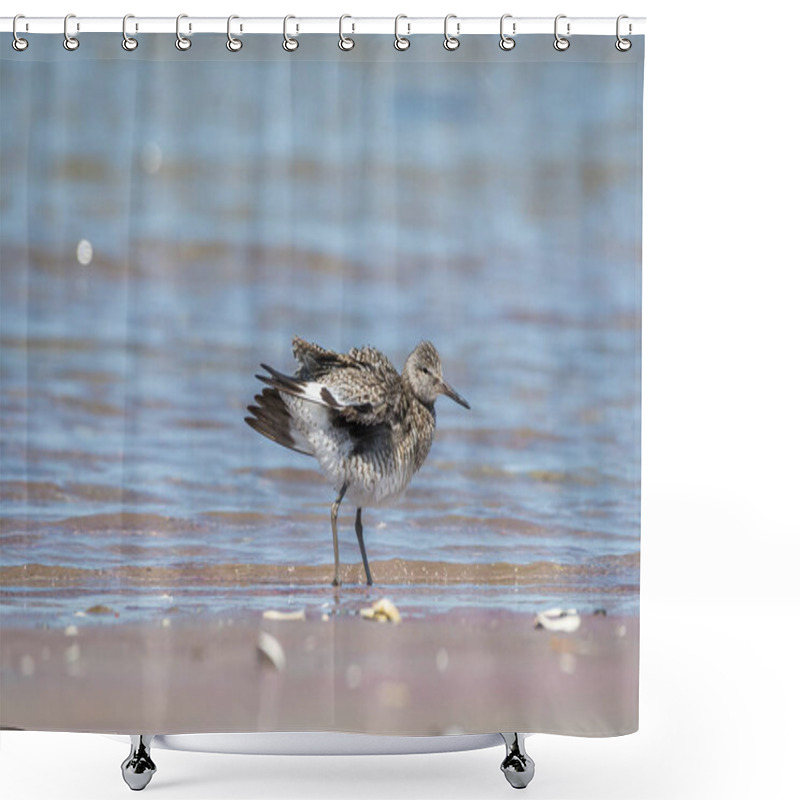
[245,337,470,586]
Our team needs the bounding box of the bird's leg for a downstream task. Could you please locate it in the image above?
[330,484,347,587]
[355,507,373,586]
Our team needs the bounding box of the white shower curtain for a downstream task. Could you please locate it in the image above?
[1,26,642,743]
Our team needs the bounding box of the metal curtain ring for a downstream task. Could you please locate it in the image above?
[443,14,460,51]
[499,14,515,51]
[616,14,632,51]
[227,15,243,51]
[122,14,138,51]
[553,14,570,51]
[394,14,410,51]
[63,13,79,51]
[338,14,354,51]
[283,15,298,51]
[176,14,191,50]
[12,14,29,51]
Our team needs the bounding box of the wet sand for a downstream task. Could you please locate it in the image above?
[0,552,640,628]
[0,612,638,737]
[0,554,639,589]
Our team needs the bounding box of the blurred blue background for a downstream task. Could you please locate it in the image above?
[0,35,642,623]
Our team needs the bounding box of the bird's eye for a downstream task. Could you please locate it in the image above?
[421,367,430,375]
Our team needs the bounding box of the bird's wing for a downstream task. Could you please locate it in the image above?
[245,387,313,456]
[322,348,403,425]
[291,337,339,378]
[258,344,403,426]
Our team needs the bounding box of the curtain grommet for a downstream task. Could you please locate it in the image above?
[175,14,191,51]
[394,15,410,51]
[338,14,355,51]
[615,15,632,51]
[554,14,570,51]
[122,14,138,51]
[12,14,29,51]
[226,15,243,52]
[63,13,80,51]
[443,14,460,51]
[499,14,516,51]
[283,15,299,52]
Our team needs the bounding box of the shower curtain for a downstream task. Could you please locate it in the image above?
[0,30,643,739]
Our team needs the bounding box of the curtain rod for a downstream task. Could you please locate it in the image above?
[1,16,646,37]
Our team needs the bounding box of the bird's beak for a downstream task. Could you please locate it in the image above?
[440,380,470,409]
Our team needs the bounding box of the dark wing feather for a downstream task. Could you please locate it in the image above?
[256,339,404,428]
[244,387,312,455]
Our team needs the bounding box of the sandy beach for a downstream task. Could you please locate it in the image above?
[0,611,638,737]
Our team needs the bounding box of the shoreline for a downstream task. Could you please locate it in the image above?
[1,610,638,737]
[0,552,639,587]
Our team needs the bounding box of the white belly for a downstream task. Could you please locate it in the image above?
[287,398,418,507]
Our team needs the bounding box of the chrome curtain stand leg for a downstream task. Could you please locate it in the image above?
[500,733,535,789]
[121,735,157,791]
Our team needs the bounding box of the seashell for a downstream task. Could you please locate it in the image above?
[534,607,581,633]
[360,597,402,623]
[257,631,287,671]
[262,609,306,621]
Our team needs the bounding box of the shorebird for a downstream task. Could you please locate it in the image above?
[245,337,470,586]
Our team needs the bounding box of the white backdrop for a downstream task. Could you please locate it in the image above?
[2,1,798,798]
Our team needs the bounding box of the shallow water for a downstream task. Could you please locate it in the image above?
[0,36,641,626]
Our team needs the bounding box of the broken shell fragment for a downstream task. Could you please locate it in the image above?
[262,609,306,621]
[534,608,581,633]
[359,597,402,624]
[257,631,287,671]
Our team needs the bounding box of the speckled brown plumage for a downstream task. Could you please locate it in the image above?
[245,336,469,586]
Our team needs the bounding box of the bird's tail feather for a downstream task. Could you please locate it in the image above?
[245,386,313,456]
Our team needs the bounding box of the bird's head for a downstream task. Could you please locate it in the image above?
[404,341,470,410]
